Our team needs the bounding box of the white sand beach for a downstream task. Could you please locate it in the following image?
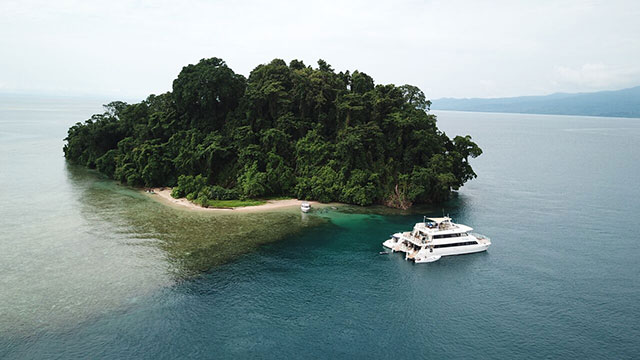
[147,187,322,212]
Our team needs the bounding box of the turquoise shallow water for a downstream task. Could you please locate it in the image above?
[1,98,639,359]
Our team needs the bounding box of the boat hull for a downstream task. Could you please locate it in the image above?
[418,243,489,258]
[382,234,490,263]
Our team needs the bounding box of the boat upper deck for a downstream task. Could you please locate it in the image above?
[414,217,473,235]
[390,216,485,248]
[390,216,477,245]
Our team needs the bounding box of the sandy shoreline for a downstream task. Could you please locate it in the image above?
[146,187,322,213]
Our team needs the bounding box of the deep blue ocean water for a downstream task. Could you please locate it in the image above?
[1,97,639,359]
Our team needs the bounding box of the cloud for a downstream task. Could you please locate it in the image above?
[1,0,640,98]
[554,63,640,91]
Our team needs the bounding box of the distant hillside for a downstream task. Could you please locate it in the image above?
[432,86,640,118]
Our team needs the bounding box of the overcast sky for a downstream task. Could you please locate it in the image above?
[1,0,639,100]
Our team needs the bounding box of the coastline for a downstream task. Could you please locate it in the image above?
[147,187,324,213]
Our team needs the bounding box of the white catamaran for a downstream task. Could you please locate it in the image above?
[382,216,490,263]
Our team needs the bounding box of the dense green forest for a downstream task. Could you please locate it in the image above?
[64,57,481,208]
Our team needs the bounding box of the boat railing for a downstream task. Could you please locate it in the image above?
[470,232,490,242]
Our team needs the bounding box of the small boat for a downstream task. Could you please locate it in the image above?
[301,202,311,213]
[415,255,441,263]
[379,251,389,255]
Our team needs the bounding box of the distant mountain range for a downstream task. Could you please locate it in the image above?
[432,85,640,118]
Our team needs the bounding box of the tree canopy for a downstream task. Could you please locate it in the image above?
[64,57,481,208]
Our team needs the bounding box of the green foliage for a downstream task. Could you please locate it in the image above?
[95,149,118,177]
[172,57,246,131]
[64,57,482,208]
[207,185,240,201]
[341,169,378,206]
[171,174,207,198]
[201,199,266,208]
[237,162,268,198]
[171,174,241,207]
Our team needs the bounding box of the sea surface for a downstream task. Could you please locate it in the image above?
[1,96,639,359]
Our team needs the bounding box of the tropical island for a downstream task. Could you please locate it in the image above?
[63,57,481,209]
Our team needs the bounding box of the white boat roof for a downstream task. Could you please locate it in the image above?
[426,217,451,223]
[415,223,473,233]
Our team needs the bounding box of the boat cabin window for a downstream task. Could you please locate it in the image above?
[433,241,478,248]
[432,232,468,239]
